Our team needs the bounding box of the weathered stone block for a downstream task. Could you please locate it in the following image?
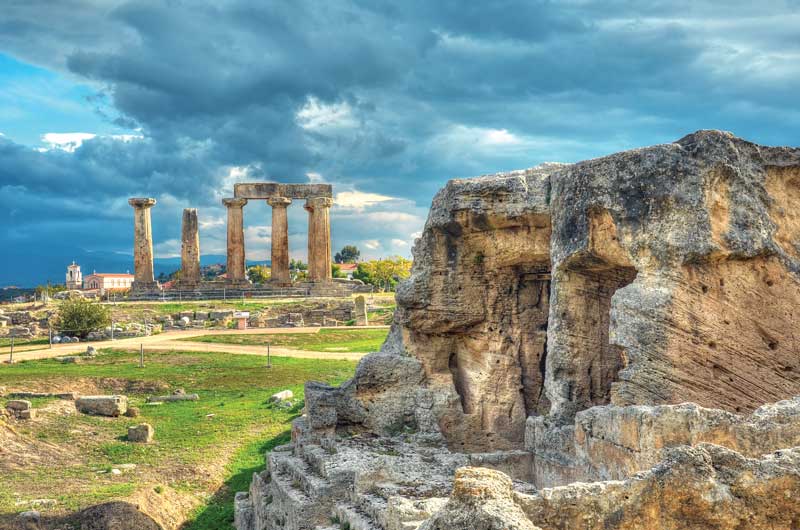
[128,423,153,443]
[76,395,128,417]
[269,390,293,402]
[6,399,32,411]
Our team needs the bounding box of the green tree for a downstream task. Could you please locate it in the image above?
[352,262,374,285]
[54,298,111,338]
[35,284,66,297]
[247,265,271,284]
[289,258,307,271]
[352,257,412,291]
[334,245,361,264]
[331,264,346,278]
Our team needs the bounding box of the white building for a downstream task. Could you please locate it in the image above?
[83,272,134,294]
[66,262,82,290]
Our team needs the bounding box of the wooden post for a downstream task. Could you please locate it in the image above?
[139,343,144,368]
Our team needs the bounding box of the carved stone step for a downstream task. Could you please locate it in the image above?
[274,453,333,499]
[333,502,384,530]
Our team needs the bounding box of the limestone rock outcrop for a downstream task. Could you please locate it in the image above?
[236,131,800,530]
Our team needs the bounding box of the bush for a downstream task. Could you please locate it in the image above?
[55,298,111,338]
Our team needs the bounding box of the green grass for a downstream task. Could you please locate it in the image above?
[0,349,356,526]
[110,299,344,316]
[183,327,389,353]
[0,337,50,347]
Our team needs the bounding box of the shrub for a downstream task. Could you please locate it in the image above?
[55,298,111,338]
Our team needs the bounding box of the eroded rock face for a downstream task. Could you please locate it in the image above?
[351,131,800,450]
[515,444,800,530]
[236,131,800,530]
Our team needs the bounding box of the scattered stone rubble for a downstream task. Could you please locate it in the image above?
[235,131,800,530]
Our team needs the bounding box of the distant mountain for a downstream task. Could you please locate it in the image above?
[0,247,271,287]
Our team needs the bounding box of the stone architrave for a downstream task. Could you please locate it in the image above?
[180,208,201,285]
[304,197,334,282]
[267,197,292,283]
[128,198,157,289]
[354,295,369,326]
[223,198,248,284]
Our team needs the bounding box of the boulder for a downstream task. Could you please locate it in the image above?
[6,400,35,420]
[269,390,293,402]
[58,356,81,363]
[127,423,154,443]
[210,310,234,320]
[75,395,128,417]
[6,400,32,412]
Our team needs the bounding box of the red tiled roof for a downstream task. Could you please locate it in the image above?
[337,263,358,271]
[86,273,134,278]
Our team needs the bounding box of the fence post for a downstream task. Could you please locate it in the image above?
[139,343,144,368]
[49,325,52,349]
[267,342,271,369]
[111,320,114,341]
[9,337,14,364]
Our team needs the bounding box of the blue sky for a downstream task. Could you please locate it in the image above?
[1,0,799,285]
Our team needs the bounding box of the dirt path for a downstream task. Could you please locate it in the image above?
[0,326,388,363]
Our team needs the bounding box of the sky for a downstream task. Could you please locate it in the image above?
[1,0,799,285]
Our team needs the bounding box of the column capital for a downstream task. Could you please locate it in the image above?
[128,197,156,208]
[222,197,248,208]
[267,196,292,208]
[304,196,334,211]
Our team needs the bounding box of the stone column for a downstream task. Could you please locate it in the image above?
[305,197,334,282]
[128,198,157,290]
[222,198,248,284]
[180,208,201,285]
[267,197,292,283]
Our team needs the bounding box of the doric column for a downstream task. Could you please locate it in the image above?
[180,208,200,285]
[304,197,334,282]
[267,197,292,283]
[222,198,248,283]
[128,198,157,289]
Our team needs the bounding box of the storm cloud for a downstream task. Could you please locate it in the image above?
[1,0,798,284]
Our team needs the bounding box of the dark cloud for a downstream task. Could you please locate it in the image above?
[0,0,799,284]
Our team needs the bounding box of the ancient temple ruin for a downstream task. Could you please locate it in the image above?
[235,131,800,530]
[128,183,356,296]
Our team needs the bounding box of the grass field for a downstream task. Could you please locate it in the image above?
[0,349,356,529]
[0,337,50,347]
[183,327,390,353]
[107,292,397,317]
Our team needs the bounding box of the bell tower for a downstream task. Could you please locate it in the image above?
[66,261,82,290]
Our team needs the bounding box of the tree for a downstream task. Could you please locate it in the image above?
[289,258,307,271]
[35,284,66,297]
[352,262,374,285]
[352,257,412,291]
[247,265,271,284]
[54,298,111,338]
[331,264,346,278]
[334,245,361,264]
